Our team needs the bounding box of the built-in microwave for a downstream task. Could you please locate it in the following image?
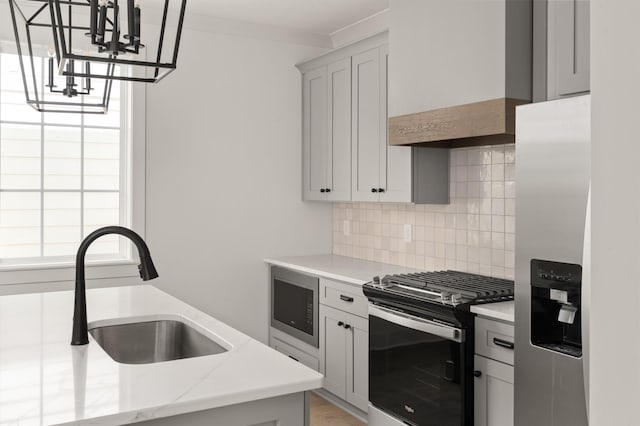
[270,266,319,348]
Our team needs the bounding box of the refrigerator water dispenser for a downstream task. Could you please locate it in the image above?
[530,259,582,358]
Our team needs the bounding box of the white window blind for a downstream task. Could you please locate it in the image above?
[0,52,130,266]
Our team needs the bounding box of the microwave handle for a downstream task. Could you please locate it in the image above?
[369,305,463,343]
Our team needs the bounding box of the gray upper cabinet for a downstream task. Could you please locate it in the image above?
[352,46,416,204]
[535,0,590,101]
[351,47,382,202]
[302,67,328,201]
[352,46,413,203]
[302,59,351,202]
[299,33,448,204]
[327,58,353,202]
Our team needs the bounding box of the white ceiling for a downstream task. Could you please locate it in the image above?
[184,0,389,35]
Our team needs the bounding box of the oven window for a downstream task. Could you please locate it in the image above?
[369,315,463,426]
[273,278,314,335]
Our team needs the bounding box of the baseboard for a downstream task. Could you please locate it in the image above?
[311,389,368,424]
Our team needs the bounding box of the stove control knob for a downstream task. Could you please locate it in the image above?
[380,276,393,288]
[372,276,380,287]
[451,294,463,305]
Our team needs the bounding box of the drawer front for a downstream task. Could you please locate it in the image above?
[475,317,515,366]
[320,279,368,318]
[271,337,320,372]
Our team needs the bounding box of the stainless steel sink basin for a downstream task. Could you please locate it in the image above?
[89,318,228,364]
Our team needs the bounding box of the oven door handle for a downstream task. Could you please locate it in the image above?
[369,305,463,343]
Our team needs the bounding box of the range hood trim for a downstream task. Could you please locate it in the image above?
[388,97,530,146]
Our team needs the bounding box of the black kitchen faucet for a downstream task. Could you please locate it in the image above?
[71,226,158,345]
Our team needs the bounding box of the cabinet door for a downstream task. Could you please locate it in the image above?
[549,0,590,98]
[345,312,369,412]
[378,46,412,203]
[320,305,347,400]
[474,355,514,426]
[326,58,352,201]
[303,67,328,201]
[351,48,382,202]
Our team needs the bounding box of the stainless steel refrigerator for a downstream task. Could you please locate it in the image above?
[514,94,590,426]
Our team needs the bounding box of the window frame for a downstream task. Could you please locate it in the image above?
[0,41,146,290]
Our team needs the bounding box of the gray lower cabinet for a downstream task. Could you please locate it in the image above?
[320,304,368,412]
[268,270,369,416]
[474,317,515,426]
[473,355,514,426]
[536,0,590,101]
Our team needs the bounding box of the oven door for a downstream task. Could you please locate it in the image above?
[369,304,465,426]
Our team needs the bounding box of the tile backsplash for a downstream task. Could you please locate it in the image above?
[333,144,516,279]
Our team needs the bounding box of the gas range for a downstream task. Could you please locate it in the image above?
[364,270,514,310]
[365,270,514,426]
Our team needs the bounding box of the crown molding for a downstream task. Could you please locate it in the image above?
[330,9,389,48]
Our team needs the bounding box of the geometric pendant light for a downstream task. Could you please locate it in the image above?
[8,0,114,114]
[50,0,187,83]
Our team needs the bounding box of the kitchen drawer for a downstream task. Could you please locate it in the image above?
[320,279,368,318]
[475,317,515,366]
[271,337,320,372]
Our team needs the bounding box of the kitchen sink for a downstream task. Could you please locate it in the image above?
[89,318,228,364]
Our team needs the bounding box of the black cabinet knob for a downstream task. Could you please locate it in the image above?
[320,188,326,193]
[337,321,344,327]
[344,324,351,330]
[378,188,385,193]
[325,188,331,193]
[474,370,482,378]
[371,188,378,193]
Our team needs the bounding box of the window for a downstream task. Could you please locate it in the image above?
[0,52,131,267]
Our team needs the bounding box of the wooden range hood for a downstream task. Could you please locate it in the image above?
[387,0,532,148]
[388,98,530,148]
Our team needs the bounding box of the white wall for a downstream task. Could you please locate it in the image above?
[591,0,640,423]
[145,28,332,342]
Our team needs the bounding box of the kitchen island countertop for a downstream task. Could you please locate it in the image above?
[0,285,322,425]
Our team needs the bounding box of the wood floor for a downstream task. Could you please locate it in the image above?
[309,393,366,426]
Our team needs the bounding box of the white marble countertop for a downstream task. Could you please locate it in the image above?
[0,285,322,426]
[470,301,515,323]
[264,254,422,285]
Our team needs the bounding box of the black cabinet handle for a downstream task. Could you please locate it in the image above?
[378,188,385,193]
[493,338,515,350]
[344,324,351,330]
[325,188,331,193]
[340,295,354,303]
[371,188,378,193]
[288,355,299,362]
[337,321,344,327]
[320,188,326,193]
[474,370,482,378]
